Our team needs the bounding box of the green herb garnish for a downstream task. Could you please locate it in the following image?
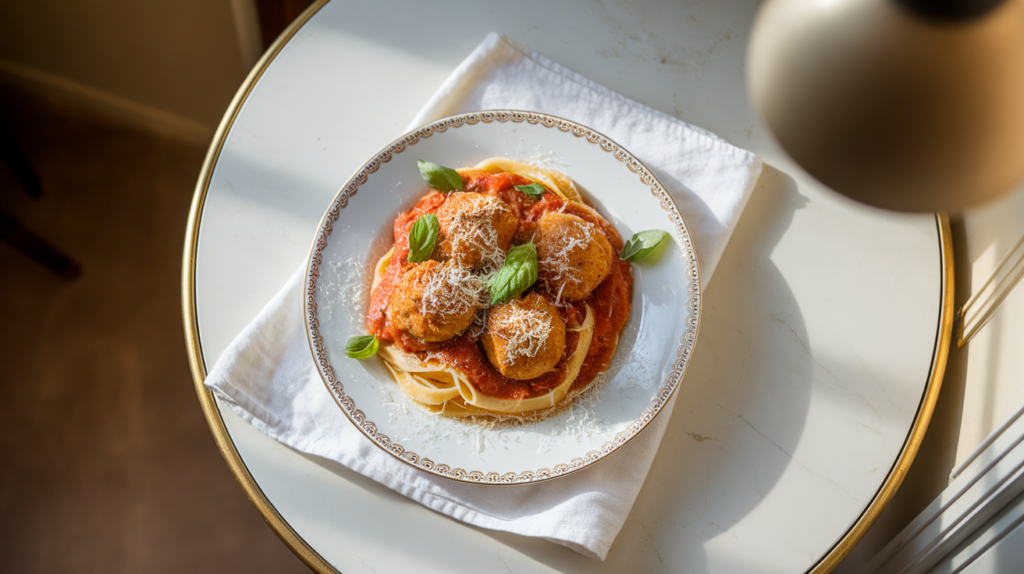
[620,230,670,262]
[345,335,379,359]
[488,242,539,305]
[417,160,463,192]
[408,213,439,263]
[514,183,546,198]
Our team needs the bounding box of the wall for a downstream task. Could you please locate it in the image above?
[0,0,261,143]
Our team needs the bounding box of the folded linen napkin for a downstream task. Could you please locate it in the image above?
[205,33,761,560]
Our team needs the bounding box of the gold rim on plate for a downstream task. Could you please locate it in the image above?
[303,110,701,485]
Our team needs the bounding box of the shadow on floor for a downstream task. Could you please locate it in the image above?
[0,86,310,574]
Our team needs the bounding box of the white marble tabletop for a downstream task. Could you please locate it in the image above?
[183,1,952,572]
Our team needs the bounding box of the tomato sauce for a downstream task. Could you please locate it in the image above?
[366,192,445,341]
[436,330,583,401]
[573,260,632,391]
[461,169,565,244]
[366,171,632,400]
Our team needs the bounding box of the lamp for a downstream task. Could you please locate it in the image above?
[747,0,1024,213]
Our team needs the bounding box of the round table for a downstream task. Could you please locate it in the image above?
[182,1,953,572]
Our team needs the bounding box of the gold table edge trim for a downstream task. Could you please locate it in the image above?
[810,213,954,574]
[178,0,956,567]
[181,1,336,573]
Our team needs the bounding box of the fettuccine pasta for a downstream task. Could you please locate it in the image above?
[362,158,632,417]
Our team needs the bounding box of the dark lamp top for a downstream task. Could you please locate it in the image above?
[897,0,1006,21]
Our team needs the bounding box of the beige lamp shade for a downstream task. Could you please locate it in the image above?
[748,0,1024,212]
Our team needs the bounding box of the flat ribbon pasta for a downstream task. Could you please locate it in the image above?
[371,246,597,415]
[467,157,583,203]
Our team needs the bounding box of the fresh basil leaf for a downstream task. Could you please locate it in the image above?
[345,334,379,359]
[417,160,463,192]
[514,183,546,198]
[620,230,670,262]
[408,213,439,263]
[619,238,644,262]
[488,242,539,305]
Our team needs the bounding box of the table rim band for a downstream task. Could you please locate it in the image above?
[179,1,955,570]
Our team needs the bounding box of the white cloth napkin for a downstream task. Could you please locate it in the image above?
[205,33,761,560]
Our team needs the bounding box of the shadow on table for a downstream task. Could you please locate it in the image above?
[570,164,813,572]
[445,164,814,572]
[296,164,818,573]
[831,217,972,573]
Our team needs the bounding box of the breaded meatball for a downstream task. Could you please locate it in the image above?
[389,260,483,342]
[482,293,567,380]
[534,211,613,301]
[435,192,518,269]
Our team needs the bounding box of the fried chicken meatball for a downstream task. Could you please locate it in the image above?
[435,192,518,269]
[534,211,613,301]
[389,260,483,342]
[482,293,566,380]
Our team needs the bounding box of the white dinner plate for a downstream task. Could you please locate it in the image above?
[304,111,700,484]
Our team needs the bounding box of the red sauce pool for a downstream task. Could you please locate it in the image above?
[365,192,445,341]
[366,170,633,400]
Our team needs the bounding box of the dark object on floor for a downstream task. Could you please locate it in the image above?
[0,110,81,279]
[0,112,42,198]
[0,208,82,279]
[0,85,309,574]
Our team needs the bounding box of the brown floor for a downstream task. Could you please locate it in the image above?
[0,88,310,573]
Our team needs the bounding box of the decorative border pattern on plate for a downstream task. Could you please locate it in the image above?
[304,110,701,484]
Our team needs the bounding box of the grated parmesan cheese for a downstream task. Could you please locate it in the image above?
[438,193,513,274]
[418,262,487,319]
[540,216,596,296]
[489,304,554,361]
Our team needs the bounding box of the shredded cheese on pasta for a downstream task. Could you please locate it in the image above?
[540,218,596,303]
[366,158,623,418]
[489,305,554,361]
[440,193,510,273]
[418,263,486,319]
